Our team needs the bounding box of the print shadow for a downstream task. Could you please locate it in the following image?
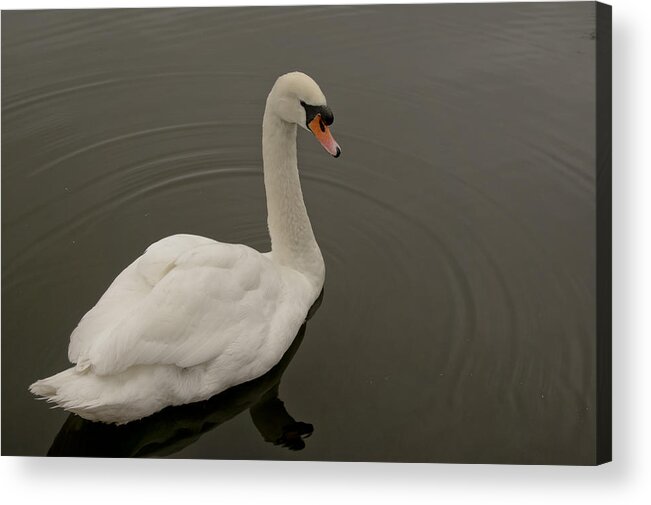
[47,290,324,457]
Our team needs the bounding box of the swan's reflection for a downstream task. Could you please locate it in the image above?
[48,292,323,457]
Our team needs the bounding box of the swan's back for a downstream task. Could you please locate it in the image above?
[32,234,315,423]
[68,234,216,365]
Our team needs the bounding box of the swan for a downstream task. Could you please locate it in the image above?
[29,71,341,424]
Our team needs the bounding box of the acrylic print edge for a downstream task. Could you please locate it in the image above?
[596,0,612,466]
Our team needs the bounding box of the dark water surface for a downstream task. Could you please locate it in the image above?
[2,3,597,464]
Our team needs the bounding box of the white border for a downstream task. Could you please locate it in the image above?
[2,0,650,503]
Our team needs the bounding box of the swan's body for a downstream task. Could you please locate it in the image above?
[30,72,341,424]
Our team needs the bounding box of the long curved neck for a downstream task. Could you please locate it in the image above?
[262,107,324,284]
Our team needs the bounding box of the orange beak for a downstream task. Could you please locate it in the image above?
[308,114,341,157]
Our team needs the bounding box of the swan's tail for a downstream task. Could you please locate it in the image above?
[29,366,171,424]
[30,367,112,421]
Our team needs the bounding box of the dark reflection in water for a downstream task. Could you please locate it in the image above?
[2,4,597,464]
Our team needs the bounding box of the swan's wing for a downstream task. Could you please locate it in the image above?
[68,234,216,364]
[82,242,290,376]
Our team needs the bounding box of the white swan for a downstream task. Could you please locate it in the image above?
[30,71,341,424]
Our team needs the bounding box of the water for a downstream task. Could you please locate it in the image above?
[1,3,597,464]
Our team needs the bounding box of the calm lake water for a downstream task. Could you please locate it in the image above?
[2,3,597,464]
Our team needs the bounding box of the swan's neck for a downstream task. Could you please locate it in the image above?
[262,110,324,286]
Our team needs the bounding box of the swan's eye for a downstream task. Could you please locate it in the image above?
[301,101,334,129]
[320,107,334,126]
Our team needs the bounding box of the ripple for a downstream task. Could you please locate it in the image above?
[3,162,260,284]
[302,134,592,407]
[304,172,479,352]
[2,71,257,114]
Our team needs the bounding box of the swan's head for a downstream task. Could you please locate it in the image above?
[267,71,341,158]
